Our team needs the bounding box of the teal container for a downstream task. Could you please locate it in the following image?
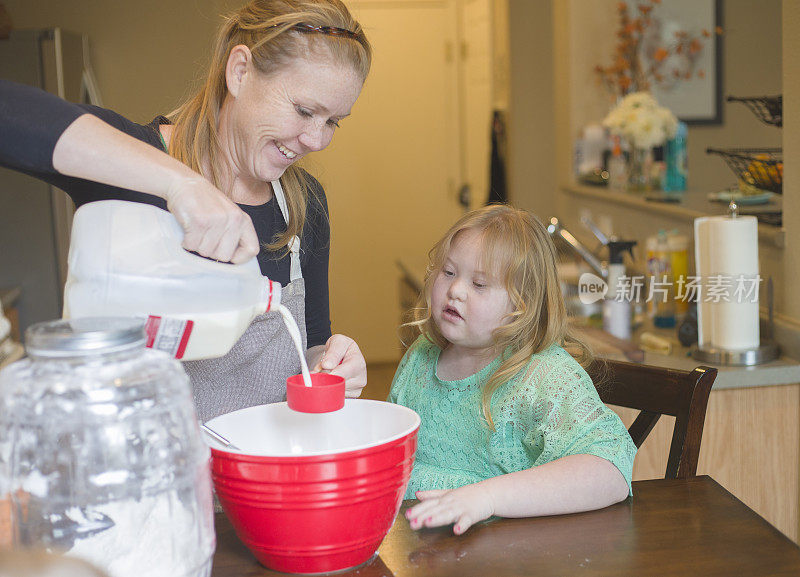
[663,121,688,192]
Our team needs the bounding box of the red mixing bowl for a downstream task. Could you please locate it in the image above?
[206,399,420,573]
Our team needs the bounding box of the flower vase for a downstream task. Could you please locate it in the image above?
[627,147,650,192]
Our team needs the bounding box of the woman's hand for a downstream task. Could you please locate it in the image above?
[166,175,259,263]
[406,484,495,535]
[311,334,367,398]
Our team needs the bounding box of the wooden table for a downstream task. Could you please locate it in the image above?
[211,476,800,576]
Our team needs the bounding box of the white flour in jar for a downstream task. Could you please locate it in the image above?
[67,492,212,577]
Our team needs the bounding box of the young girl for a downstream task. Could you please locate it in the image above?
[389,205,636,535]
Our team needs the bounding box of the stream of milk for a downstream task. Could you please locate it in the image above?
[278,304,313,387]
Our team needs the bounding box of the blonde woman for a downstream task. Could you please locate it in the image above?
[390,205,636,534]
[0,0,371,421]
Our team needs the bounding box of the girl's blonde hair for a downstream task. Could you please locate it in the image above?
[407,204,593,430]
[167,0,372,251]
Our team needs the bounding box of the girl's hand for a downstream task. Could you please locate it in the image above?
[312,334,367,398]
[406,484,495,535]
[166,175,259,264]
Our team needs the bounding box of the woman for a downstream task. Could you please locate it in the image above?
[0,0,371,421]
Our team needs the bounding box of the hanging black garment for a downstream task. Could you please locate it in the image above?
[487,109,508,204]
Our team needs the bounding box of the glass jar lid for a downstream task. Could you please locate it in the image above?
[25,317,146,358]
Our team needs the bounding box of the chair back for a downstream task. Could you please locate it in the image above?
[589,360,717,479]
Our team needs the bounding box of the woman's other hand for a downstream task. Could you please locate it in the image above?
[311,334,367,397]
[166,175,259,264]
[406,485,495,535]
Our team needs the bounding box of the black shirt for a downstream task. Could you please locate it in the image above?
[0,79,332,347]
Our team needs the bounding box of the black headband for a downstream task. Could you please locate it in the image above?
[290,23,360,40]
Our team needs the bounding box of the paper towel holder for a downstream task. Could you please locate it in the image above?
[691,277,780,366]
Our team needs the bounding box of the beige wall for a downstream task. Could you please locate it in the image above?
[2,0,227,122]
[491,0,510,111]
[783,1,800,321]
[507,0,555,220]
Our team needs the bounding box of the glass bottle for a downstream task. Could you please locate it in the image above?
[646,231,676,328]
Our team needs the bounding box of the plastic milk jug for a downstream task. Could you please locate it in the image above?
[63,200,281,361]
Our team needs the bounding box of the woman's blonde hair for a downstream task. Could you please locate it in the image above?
[406,204,593,430]
[167,0,372,251]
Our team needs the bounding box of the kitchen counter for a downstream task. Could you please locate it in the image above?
[579,321,800,390]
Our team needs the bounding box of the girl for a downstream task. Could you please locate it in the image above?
[389,205,636,535]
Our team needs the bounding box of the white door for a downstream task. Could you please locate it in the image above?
[306,0,492,362]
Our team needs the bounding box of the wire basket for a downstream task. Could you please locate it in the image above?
[706,147,783,193]
[727,95,782,127]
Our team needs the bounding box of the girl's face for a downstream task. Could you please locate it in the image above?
[224,52,363,184]
[431,229,514,353]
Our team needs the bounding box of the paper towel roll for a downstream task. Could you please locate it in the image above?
[694,215,760,351]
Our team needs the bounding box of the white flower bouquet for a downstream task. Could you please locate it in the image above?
[602,91,678,150]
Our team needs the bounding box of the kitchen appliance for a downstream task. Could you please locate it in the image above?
[0,28,102,341]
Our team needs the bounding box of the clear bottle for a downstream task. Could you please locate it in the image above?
[603,240,637,340]
[0,318,215,577]
[608,135,628,191]
[646,231,676,328]
[63,200,281,361]
[667,231,689,317]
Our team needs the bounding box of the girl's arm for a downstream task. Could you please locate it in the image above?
[406,454,629,534]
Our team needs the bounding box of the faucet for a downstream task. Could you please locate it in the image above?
[546,217,607,279]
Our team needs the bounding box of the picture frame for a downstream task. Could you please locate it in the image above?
[646,0,723,125]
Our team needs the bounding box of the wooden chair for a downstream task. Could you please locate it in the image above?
[588,360,718,479]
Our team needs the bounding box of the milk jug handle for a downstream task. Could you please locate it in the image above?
[264,278,282,312]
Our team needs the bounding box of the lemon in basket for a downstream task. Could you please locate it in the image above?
[746,154,782,190]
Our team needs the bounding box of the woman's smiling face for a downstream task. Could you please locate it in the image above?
[223,49,364,184]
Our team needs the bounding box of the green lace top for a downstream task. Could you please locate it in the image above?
[389,336,637,499]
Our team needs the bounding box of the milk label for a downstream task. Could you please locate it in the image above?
[144,316,194,359]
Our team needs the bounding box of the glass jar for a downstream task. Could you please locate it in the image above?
[0,318,215,577]
[627,147,651,192]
